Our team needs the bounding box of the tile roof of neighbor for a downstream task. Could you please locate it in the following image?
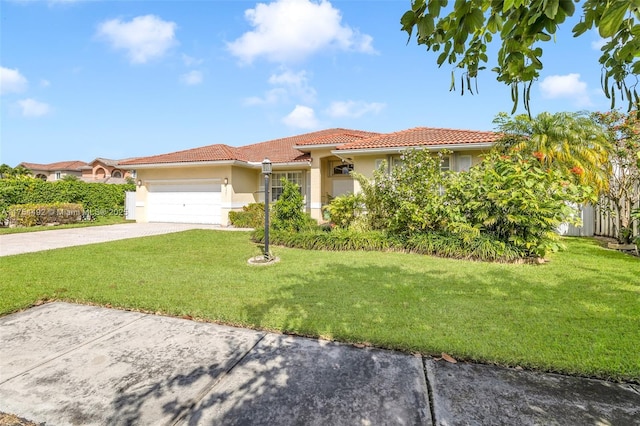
[20,161,88,171]
[119,144,241,166]
[119,128,378,166]
[335,127,501,151]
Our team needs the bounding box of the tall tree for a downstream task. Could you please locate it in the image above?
[592,109,640,242]
[493,111,611,193]
[401,0,640,114]
[0,164,32,179]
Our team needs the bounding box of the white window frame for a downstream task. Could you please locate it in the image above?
[270,171,303,202]
[329,160,354,177]
[55,171,61,180]
[440,156,451,172]
[457,155,472,172]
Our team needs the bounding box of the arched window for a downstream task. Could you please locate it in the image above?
[35,174,47,181]
[95,167,106,178]
[112,170,122,178]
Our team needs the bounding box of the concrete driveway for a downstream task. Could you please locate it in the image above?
[0,223,246,257]
[1,302,638,425]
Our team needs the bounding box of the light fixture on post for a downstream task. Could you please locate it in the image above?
[136,179,142,187]
[223,177,229,186]
[261,158,272,260]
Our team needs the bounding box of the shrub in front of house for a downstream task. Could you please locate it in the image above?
[253,228,398,252]
[272,178,316,232]
[323,192,366,229]
[319,149,594,260]
[445,151,595,257]
[229,203,266,228]
[8,203,83,227]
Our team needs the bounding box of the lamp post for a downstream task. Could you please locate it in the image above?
[262,158,272,260]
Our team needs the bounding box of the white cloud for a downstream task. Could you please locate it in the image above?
[246,68,316,105]
[227,0,375,64]
[179,70,203,86]
[40,79,51,88]
[17,98,51,117]
[282,105,319,129]
[181,54,203,67]
[96,15,178,64]
[539,73,592,107]
[325,100,385,118]
[1,67,28,95]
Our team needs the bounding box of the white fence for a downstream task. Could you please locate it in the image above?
[125,191,136,220]
[558,204,595,237]
[594,196,640,239]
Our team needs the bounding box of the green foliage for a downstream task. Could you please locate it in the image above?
[60,175,80,182]
[0,178,134,223]
[446,151,594,257]
[272,178,316,232]
[254,228,398,252]
[404,232,523,262]
[228,203,266,228]
[8,203,83,227]
[354,149,453,235]
[0,164,32,179]
[401,0,639,113]
[352,148,593,259]
[493,111,611,195]
[324,193,366,229]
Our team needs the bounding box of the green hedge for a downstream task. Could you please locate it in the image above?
[8,203,83,227]
[252,228,527,262]
[0,178,134,223]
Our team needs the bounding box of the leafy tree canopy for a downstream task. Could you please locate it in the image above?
[492,111,611,194]
[401,0,640,113]
[0,164,32,179]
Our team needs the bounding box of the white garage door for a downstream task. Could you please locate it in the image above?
[147,182,222,224]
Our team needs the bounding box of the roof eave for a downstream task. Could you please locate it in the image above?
[246,160,311,170]
[119,160,245,169]
[293,143,341,151]
[333,142,495,155]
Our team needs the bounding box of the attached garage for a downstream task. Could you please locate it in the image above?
[146,180,222,224]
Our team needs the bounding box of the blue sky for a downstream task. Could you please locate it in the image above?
[1,0,609,166]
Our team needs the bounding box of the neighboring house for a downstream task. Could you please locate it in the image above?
[19,161,88,181]
[119,127,501,225]
[19,158,136,183]
[80,158,135,183]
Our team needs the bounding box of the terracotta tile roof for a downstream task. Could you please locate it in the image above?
[335,127,500,151]
[119,144,241,166]
[119,128,378,166]
[291,128,380,146]
[19,161,88,171]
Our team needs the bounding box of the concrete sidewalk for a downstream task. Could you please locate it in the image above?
[0,223,249,257]
[1,303,638,425]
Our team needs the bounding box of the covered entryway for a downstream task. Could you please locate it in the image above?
[147,181,222,224]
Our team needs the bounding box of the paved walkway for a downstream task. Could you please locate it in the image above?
[0,223,249,257]
[1,302,638,425]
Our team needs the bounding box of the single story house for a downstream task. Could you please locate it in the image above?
[119,127,500,225]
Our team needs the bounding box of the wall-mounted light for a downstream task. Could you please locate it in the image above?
[137,180,142,187]
[224,177,229,186]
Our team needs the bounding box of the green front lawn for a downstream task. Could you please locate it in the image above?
[1,230,638,382]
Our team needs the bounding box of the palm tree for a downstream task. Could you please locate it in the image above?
[493,111,611,193]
